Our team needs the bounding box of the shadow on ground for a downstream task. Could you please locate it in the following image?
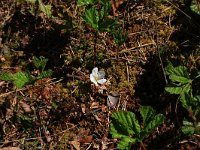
[1,5,73,77]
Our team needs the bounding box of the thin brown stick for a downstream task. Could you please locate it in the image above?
[119,43,155,54]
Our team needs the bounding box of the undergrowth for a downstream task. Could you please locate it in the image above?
[0,0,200,149]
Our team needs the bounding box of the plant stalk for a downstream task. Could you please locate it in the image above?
[93,31,98,66]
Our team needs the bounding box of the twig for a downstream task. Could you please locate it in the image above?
[0,78,63,98]
[179,139,197,145]
[165,0,191,20]
[0,124,77,145]
[119,43,155,54]
[154,22,168,85]
[125,54,130,83]
[0,88,25,98]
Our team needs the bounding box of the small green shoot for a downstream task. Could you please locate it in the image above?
[0,71,33,89]
[112,27,128,46]
[83,7,99,31]
[190,0,200,15]
[77,0,97,6]
[33,56,48,71]
[79,0,117,32]
[165,62,200,136]
[110,106,165,149]
[0,56,52,89]
[165,62,192,96]
[77,0,117,64]
[26,0,52,18]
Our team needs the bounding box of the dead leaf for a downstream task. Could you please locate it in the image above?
[0,81,5,86]
[44,129,51,142]
[90,102,99,109]
[20,101,31,113]
[42,87,50,100]
[70,141,80,150]
[77,135,93,143]
[81,104,86,114]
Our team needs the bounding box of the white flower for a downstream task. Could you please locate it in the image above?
[90,67,107,86]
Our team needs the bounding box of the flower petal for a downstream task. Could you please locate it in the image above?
[97,79,107,85]
[92,67,98,77]
[90,74,98,86]
[98,70,105,79]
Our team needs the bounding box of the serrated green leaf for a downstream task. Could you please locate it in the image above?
[181,119,195,135]
[38,0,52,18]
[33,56,48,71]
[194,95,200,103]
[117,137,136,150]
[98,19,117,32]
[12,72,31,88]
[26,0,37,4]
[37,69,53,79]
[112,28,128,46]
[169,75,192,84]
[29,6,36,16]
[182,84,192,93]
[181,125,195,135]
[165,62,174,75]
[165,86,183,94]
[100,1,111,19]
[100,0,108,5]
[190,0,200,15]
[165,63,190,82]
[165,83,191,95]
[140,106,155,127]
[0,72,14,81]
[82,7,99,30]
[180,91,192,109]
[110,111,141,137]
[144,114,165,133]
[77,0,96,6]
[110,120,131,139]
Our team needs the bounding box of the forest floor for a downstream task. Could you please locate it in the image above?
[0,0,200,149]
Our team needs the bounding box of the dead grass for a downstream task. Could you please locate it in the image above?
[0,0,200,149]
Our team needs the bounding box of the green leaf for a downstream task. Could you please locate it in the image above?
[182,84,192,93]
[165,86,183,94]
[181,119,195,136]
[26,0,37,4]
[165,63,190,83]
[77,0,96,6]
[98,19,117,32]
[140,106,155,126]
[38,0,52,18]
[117,137,136,150]
[29,5,36,16]
[12,72,31,88]
[144,114,165,133]
[110,111,141,136]
[37,69,53,79]
[180,89,195,110]
[110,111,140,150]
[169,75,192,84]
[82,7,99,30]
[194,95,200,103]
[165,83,191,95]
[0,72,14,81]
[190,0,200,15]
[33,56,48,71]
[100,1,111,19]
[112,28,128,46]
